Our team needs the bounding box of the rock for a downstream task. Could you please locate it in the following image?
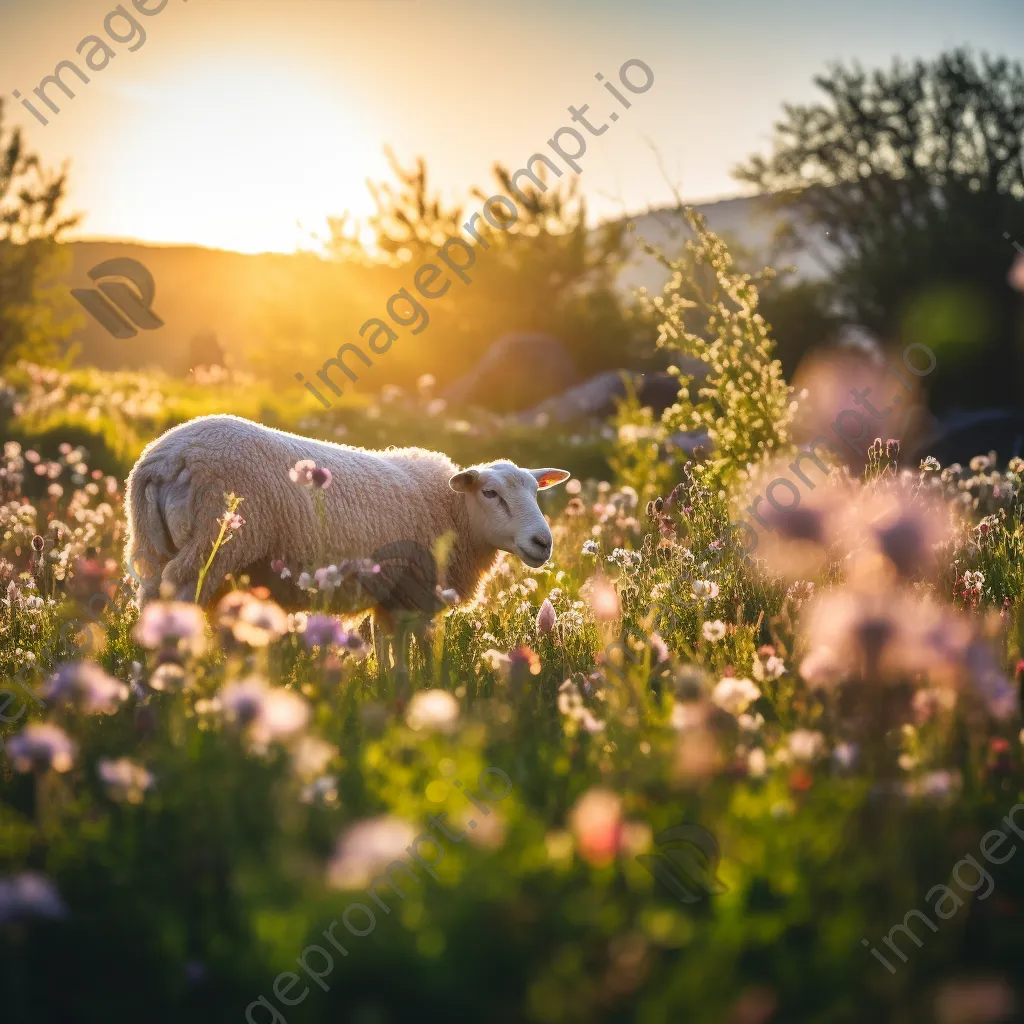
[911,409,1024,467]
[442,333,578,413]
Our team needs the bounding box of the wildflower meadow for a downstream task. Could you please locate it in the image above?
[2,207,1024,1024]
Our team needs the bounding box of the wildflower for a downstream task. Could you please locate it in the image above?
[302,614,349,650]
[219,510,244,533]
[296,572,313,590]
[569,788,623,867]
[691,580,720,601]
[149,663,189,692]
[0,874,66,924]
[536,598,557,634]
[747,748,768,777]
[97,758,154,803]
[711,676,761,716]
[219,677,310,748]
[509,645,541,676]
[920,456,941,472]
[314,565,342,591]
[292,736,338,781]
[45,661,129,714]
[557,679,606,733]
[701,619,726,642]
[217,593,288,647]
[480,648,511,676]
[969,454,992,473]
[134,601,208,657]
[327,816,419,889]
[405,689,460,733]
[288,459,316,486]
[581,540,599,556]
[300,775,340,806]
[7,723,77,773]
[585,577,620,621]
[935,976,1016,1024]
[310,466,332,489]
[565,478,582,495]
[787,729,825,761]
[31,534,44,552]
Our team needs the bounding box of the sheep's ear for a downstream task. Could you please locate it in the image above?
[449,469,481,493]
[531,468,571,489]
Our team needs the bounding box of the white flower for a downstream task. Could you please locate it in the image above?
[97,758,154,803]
[327,816,418,889]
[7,724,77,773]
[747,748,768,777]
[691,580,720,601]
[581,540,599,556]
[711,677,761,716]
[405,689,459,733]
[292,736,338,781]
[701,620,726,642]
[787,729,825,761]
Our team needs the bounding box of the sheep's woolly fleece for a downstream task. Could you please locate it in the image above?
[124,414,550,609]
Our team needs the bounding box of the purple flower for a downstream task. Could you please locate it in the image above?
[0,873,66,924]
[302,614,348,650]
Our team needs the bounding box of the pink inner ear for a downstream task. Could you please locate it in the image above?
[536,471,567,488]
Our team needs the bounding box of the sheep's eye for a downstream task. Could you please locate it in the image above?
[481,488,498,499]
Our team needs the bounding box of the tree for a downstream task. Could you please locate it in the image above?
[0,98,80,366]
[736,50,1024,413]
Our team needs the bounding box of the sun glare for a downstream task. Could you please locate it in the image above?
[93,59,384,254]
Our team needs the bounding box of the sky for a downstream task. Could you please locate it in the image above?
[0,0,1021,255]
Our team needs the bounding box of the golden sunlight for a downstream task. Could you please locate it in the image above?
[92,58,384,253]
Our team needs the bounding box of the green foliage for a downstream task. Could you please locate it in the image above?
[736,49,1024,412]
[0,99,81,367]
[616,208,794,494]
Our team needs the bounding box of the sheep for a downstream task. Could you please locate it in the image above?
[124,414,570,670]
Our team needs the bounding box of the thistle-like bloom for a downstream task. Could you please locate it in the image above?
[134,601,208,657]
[301,614,349,650]
[219,676,310,748]
[97,757,154,803]
[45,661,129,714]
[405,689,460,733]
[7,723,77,773]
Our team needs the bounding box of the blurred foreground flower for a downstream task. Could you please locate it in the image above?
[405,689,459,733]
[327,815,418,889]
[97,757,154,803]
[711,677,761,716]
[219,677,310,749]
[45,661,128,714]
[216,591,288,647]
[134,601,208,657]
[935,976,1016,1024]
[570,787,623,867]
[7,723,77,773]
[0,873,66,924]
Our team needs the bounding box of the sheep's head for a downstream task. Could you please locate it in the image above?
[449,461,570,567]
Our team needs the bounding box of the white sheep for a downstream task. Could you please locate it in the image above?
[124,414,569,664]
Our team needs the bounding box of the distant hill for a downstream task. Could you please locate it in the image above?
[611,194,832,299]
[58,194,824,375]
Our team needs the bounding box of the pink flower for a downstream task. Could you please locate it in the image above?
[536,598,557,634]
[569,788,623,867]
